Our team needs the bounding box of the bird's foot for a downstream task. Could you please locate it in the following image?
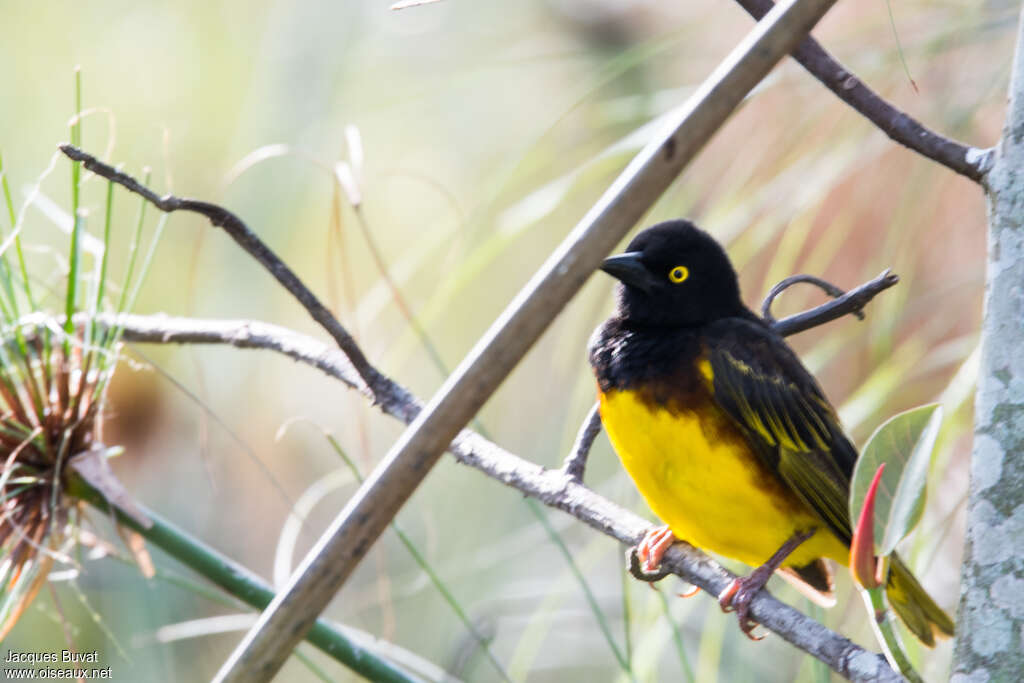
[638,525,676,572]
[626,525,678,583]
[717,568,773,640]
[717,528,817,641]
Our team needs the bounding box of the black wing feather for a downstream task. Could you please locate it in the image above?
[704,318,858,542]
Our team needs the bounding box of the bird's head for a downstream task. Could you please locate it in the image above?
[600,219,744,327]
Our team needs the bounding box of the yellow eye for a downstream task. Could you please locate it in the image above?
[668,265,689,283]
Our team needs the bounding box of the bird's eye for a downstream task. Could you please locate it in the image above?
[668,265,689,283]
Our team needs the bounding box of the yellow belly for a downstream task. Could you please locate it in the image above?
[599,388,848,568]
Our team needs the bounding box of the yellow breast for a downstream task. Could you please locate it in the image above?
[598,386,848,568]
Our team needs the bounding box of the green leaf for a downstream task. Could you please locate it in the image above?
[849,403,943,557]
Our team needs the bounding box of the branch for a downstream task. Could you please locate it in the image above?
[78,308,899,681]
[765,269,900,336]
[954,7,1024,679]
[58,144,389,402]
[733,0,994,183]
[560,402,601,482]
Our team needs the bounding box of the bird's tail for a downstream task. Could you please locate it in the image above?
[886,555,954,647]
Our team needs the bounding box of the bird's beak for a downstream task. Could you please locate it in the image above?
[600,252,656,293]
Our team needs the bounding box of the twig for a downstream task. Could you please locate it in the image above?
[762,273,852,323]
[57,144,388,403]
[207,2,845,680]
[768,270,900,337]
[561,402,602,482]
[68,300,898,680]
[733,0,994,183]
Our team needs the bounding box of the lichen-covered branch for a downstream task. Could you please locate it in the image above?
[953,9,1024,681]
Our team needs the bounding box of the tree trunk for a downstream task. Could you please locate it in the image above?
[954,9,1024,681]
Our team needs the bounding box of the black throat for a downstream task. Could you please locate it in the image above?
[589,317,704,394]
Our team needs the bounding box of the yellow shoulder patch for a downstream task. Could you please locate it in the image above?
[697,358,713,383]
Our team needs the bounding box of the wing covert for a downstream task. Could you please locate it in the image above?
[704,318,857,540]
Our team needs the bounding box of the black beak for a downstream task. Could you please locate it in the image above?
[600,251,656,293]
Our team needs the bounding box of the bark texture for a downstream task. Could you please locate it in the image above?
[953,11,1024,681]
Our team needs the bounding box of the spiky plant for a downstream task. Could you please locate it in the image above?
[0,70,161,639]
[0,324,110,638]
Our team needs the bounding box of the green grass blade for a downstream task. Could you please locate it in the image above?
[70,67,82,229]
[339,190,625,672]
[91,179,115,348]
[528,499,632,676]
[621,555,632,666]
[70,476,423,683]
[123,212,167,314]
[655,587,694,683]
[326,434,510,683]
[96,169,154,359]
[115,169,151,315]
[63,209,84,355]
[0,152,40,312]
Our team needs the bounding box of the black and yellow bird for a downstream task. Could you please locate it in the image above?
[589,219,953,644]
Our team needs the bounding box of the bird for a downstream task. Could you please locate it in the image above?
[588,219,954,644]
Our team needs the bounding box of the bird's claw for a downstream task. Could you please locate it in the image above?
[637,525,676,573]
[718,577,766,641]
[677,583,701,598]
[627,525,677,583]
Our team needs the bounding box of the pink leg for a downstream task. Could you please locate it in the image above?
[717,528,815,640]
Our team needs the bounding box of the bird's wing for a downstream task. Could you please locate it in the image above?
[704,318,856,542]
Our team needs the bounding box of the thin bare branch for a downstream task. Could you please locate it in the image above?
[561,402,601,483]
[734,0,994,183]
[766,269,899,336]
[762,273,852,322]
[57,144,388,401]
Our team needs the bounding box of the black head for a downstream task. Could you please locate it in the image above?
[600,220,744,327]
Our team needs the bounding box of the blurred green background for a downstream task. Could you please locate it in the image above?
[0,0,1014,680]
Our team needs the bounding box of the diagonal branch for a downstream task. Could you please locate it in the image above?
[208,2,847,680]
[733,0,994,183]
